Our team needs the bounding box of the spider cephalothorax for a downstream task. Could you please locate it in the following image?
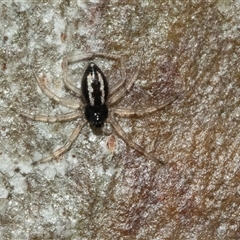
[20,52,176,166]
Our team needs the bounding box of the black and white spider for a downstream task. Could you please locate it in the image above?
[20,52,176,166]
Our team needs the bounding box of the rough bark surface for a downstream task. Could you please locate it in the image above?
[0,1,239,239]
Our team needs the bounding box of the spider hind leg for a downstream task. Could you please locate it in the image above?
[108,116,165,165]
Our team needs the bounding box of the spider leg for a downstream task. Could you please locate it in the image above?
[108,55,143,105]
[108,56,126,97]
[113,96,177,117]
[62,57,82,97]
[33,71,81,109]
[32,120,87,166]
[20,111,82,123]
[108,116,164,164]
[66,52,123,64]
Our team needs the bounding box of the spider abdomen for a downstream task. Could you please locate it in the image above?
[81,62,109,127]
[81,62,109,106]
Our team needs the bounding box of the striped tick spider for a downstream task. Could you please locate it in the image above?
[20,52,176,166]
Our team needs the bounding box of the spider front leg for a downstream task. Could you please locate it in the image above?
[108,116,165,165]
[108,55,143,105]
[32,120,87,166]
[33,71,81,109]
[66,52,123,64]
[62,57,82,97]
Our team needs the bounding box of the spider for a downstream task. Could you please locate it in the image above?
[20,52,176,166]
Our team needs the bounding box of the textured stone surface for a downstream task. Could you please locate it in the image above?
[0,1,239,239]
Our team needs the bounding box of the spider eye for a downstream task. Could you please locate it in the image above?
[92,112,103,127]
[85,105,108,128]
